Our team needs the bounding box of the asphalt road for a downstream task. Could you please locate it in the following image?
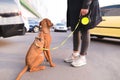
[0,31,120,80]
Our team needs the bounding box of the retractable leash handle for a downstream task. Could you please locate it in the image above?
[80,0,92,26]
[80,15,91,25]
[79,10,91,26]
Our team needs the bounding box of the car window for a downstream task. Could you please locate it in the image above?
[28,20,39,24]
[101,5,120,16]
[56,23,65,26]
[0,0,15,3]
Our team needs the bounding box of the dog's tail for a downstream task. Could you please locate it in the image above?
[16,65,28,80]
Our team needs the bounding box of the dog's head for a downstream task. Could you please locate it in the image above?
[39,18,53,33]
[40,18,53,28]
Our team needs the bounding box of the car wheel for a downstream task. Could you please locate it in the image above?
[20,27,26,35]
[54,29,57,32]
[23,27,26,35]
[64,30,67,32]
[33,26,39,33]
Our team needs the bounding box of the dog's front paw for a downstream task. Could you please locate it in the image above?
[50,63,56,67]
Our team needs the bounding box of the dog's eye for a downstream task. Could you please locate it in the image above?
[38,38,41,41]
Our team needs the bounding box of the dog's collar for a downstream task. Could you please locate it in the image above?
[34,41,49,50]
[34,41,40,48]
[34,37,49,51]
[42,48,49,50]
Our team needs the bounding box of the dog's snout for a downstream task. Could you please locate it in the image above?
[46,19,53,27]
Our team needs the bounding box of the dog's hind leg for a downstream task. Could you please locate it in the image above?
[30,66,46,72]
[29,54,46,72]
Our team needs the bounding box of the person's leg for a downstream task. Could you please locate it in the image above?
[64,31,80,62]
[71,30,90,67]
[73,31,80,55]
[80,30,90,55]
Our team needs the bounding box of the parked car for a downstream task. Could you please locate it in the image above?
[90,4,120,39]
[54,23,67,32]
[28,19,40,33]
[0,0,26,38]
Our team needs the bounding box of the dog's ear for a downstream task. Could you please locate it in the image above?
[39,21,42,26]
[46,19,53,27]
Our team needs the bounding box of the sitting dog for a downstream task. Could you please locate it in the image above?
[16,18,55,80]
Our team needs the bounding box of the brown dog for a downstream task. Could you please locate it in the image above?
[16,18,55,80]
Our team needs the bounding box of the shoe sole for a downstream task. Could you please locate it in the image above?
[64,60,73,63]
[71,63,86,67]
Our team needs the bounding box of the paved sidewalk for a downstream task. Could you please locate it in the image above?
[0,32,120,80]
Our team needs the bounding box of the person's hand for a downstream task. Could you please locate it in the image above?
[80,9,89,16]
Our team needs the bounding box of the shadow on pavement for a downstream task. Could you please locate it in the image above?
[91,37,120,45]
